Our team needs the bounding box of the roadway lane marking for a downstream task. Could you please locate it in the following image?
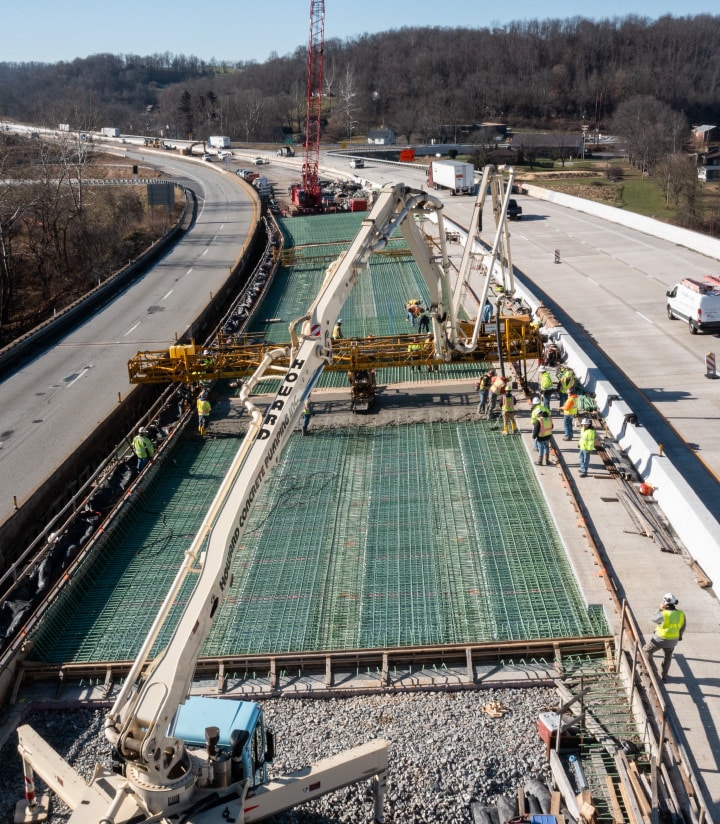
[202,248,208,256]
[66,367,91,387]
[162,289,173,300]
[219,224,225,230]
[586,277,600,286]
[124,322,141,336]
[186,268,193,274]
[636,312,654,324]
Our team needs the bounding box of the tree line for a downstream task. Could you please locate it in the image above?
[0,16,719,144]
[0,136,168,344]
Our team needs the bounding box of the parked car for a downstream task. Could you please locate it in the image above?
[202,153,212,161]
[252,156,269,165]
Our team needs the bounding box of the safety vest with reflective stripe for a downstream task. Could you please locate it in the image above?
[197,399,211,417]
[531,403,551,422]
[562,396,578,416]
[132,435,154,459]
[540,372,553,391]
[578,427,596,451]
[656,608,685,641]
[559,371,575,393]
[501,394,515,412]
[537,415,553,438]
[489,376,507,396]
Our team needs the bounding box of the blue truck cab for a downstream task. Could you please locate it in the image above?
[170,695,274,790]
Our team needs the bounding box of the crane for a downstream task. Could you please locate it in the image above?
[291,0,325,213]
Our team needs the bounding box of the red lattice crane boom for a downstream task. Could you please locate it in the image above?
[292,0,325,212]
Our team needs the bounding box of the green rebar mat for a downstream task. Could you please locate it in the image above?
[29,422,607,664]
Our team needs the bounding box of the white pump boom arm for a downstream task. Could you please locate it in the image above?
[106,183,455,793]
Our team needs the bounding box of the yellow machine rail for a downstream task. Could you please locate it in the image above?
[128,317,541,385]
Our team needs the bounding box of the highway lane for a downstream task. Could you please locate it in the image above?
[0,153,259,529]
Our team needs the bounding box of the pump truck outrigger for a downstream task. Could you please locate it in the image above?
[15,182,493,824]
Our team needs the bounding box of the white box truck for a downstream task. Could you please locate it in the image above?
[426,160,475,194]
[208,135,231,149]
[101,127,120,137]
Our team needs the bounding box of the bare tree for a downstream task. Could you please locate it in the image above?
[238,91,265,143]
[611,95,688,173]
[337,65,360,139]
[655,153,699,209]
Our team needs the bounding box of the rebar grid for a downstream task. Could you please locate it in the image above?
[29,422,606,664]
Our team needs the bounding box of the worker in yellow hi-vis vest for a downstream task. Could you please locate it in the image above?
[197,389,211,436]
[643,593,686,681]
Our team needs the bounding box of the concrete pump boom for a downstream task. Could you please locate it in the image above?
[15,183,461,824]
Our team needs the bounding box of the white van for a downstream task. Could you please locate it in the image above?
[666,277,720,334]
[349,157,365,169]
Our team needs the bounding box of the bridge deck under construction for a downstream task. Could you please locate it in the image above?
[28,412,607,665]
[27,212,607,667]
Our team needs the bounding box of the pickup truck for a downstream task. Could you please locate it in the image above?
[507,198,523,220]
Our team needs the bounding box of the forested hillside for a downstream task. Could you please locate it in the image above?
[1,15,719,143]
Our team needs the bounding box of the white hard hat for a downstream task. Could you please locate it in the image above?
[582,418,591,426]
[663,592,678,605]
[337,319,342,323]
[138,426,148,434]
[532,396,541,405]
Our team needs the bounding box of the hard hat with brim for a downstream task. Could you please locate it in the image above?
[663,592,678,605]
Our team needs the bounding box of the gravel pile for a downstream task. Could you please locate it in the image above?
[0,687,556,824]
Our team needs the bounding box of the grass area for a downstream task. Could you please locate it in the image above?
[514,158,685,222]
[620,177,674,219]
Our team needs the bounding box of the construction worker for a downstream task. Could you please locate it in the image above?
[578,417,595,476]
[132,427,154,472]
[539,368,554,409]
[418,307,431,334]
[475,369,495,414]
[332,319,343,340]
[643,593,686,681]
[561,391,579,440]
[533,410,554,466]
[486,374,507,420]
[501,389,518,435]
[558,367,576,410]
[407,340,424,371]
[530,395,551,424]
[301,399,312,435]
[197,389,211,436]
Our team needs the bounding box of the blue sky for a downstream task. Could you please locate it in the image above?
[4,0,717,65]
